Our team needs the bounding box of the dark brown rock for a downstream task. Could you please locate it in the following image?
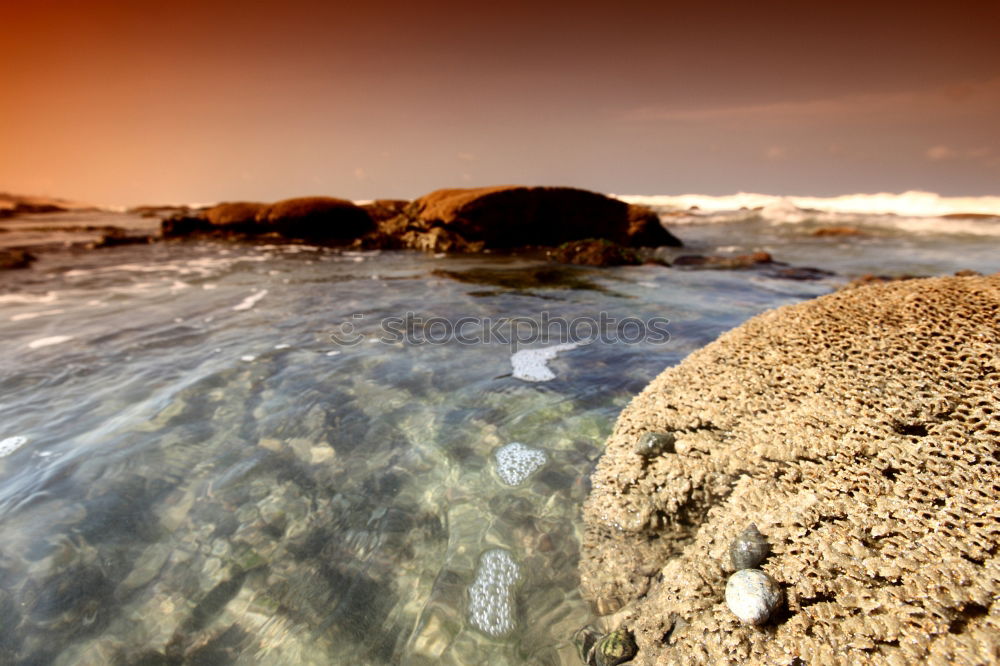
[0,249,35,269]
[548,239,641,266]
[205,202,268,230]
[673,251,773,269]
[161,197,374,245]
[361,199,409,224]
[390,186,682,249]
[255,197,374,242]
[811,225,864,237]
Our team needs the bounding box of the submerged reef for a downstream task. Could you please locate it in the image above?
[580,274,1000,664]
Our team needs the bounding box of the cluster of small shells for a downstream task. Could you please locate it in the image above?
[724,524,783,625]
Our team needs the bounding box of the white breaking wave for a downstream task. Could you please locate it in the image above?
[615,191,1000,236]
[615,191,1000,217]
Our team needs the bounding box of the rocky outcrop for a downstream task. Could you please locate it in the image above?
[162,187,683,257]
[580,274,1000,664]
[162,197,374,244]
[372,186,682,251]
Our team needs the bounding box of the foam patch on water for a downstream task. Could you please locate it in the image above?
[233,289,268,311]
[11,309,66,321]
[28,335,73,349]
[494,443,547,486]
[468,548,521,637]
[0,436,28,458]
[510,342,579,382]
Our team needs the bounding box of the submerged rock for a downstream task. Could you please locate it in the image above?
[548,238,641,266]
[672,251,773,269]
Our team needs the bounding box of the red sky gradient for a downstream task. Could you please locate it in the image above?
[3,0,999,206]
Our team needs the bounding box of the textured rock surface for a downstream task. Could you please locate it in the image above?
[580,274,1000,664]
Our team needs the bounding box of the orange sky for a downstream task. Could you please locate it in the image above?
[3,0,999,206]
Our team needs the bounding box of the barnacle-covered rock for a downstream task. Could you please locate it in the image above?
[581,274,1000,664]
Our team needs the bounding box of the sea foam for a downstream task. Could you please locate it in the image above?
[0,436,28,458]
[510,342,579,382]
[468,548,521,637]
[494,442,547,486]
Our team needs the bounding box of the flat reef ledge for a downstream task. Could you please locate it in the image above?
[580,274,1000,665]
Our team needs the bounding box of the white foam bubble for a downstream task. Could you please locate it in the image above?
[494,443,547,486]
[0,436,28,458]
[233,289,268,311]
[510,342,579,382]
[28,335,73,349]
[326,351,342,356]
[241,355,256,362]
[274,343,291,350]
[468,548,521,637]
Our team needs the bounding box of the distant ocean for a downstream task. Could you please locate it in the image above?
[0,189,996,664]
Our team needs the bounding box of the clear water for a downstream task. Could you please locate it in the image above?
[0,216,992,664]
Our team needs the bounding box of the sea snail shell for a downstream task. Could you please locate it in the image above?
[725,568,783,625]
[730,523,770,570]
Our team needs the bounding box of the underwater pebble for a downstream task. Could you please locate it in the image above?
[725,568,783,625]
[0,436,28,457]
[510,342,579,382]
[468,548,521,637]
[494,442,547,486]
[730,523,771,570]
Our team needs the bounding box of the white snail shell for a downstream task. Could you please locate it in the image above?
[725,568,783,625]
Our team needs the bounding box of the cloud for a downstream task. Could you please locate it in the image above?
[764,145,787,161]
[623,77,1000,125]
[457,152,476,162]
[925,145,994,162]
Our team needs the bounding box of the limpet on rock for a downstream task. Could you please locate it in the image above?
[730,523,770,570]
[725,568,783,625]
[578,627,639,666]
[633,431,676,457]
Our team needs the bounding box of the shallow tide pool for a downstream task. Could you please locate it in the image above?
[0,237,899,664]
